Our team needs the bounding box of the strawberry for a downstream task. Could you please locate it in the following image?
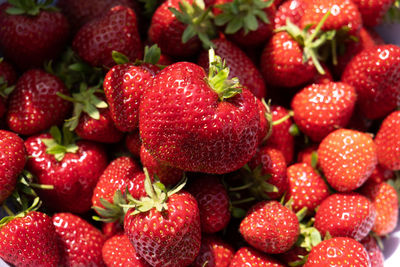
[25,127,108,213]
[239,200,299,254]
[188,175,231,233]
[53,213,106,267]
[102,234,150,267]
[124,173,201,267]
[0,59,17,118]
[0,130,26,204]
[304,237,370,266]
[230,247,286,267]
[73,5,143,68]
[360,235,385,267]
[197,37,267,99]
[0,1,69,70]
[318,129,377,191]
[286,163,329,214]
[139,52,262,174]
[342,45,400,119]
[374,110,400,170]
[368,164,394,184]
[352,0,396,27]
[102,222,123,239]
[277,246,308,266]
[274,0,306,29]
[192,235,235,267]
[359,180,399,236]
[314,193,376,241]
[291,82,357,142]
[0,210,60,267]
[297,144,319,168]
[125,130,142,158]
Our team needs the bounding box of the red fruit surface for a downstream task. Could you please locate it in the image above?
[318,129,377,191]
[192,235,235,267]
[277,246,308,266]
[125,130,142,158]
[360,235,385,267]
[297,144,318,167]
[352,0,395,27]
[53,213,105,267]
[368,164,394,184]
[274,0,306,29]
[230,247,286,267]
[6,69,71,135]
[0,59,16,85]
[102,222,123,240]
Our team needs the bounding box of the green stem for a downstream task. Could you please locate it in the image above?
[56,92,82,103]
[30,183,54,190]
[229,182,254,192]
[231,197,256,205]
[308,11,331,42]
[272,111,293,126]
[2,203,14,216]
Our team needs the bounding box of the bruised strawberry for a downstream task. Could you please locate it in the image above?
[230,246,286,266]
[192,235,235,267]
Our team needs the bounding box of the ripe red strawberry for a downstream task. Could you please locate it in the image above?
[368,164,394,184]
[291,82,357,142]
[277,246,308,266]
[360,180,399,236]
[230,247,286,267]
[274,0,306,29]
[25,128,108,213]
[6,69,72,135]
[360,235,385,267]
[0,1,69,70]
[265,105,294,164]
[0,130,26,204]
[53,213,106,266]
[342,45,400,119]
[352,0,395,27]
[73,5,143,68]
[374,110,400,170]
[104,63,158,132]
[314,193,376,241]
[126,130,142,158]
[240,200,299,254]
[304,237,370,266]
[139,57,262,174]
[197,37,267,99]
[192,235,235,267]
[286,163,329,214]
[102,222,123,239]
[297,144,318,167]
[0,211,60,267]
[318,129,377,191]
[102,234,150,267]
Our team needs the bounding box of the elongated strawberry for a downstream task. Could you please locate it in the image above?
[7,69,71,135]
[352,0,395,27]
[318,129,377,191]
[360,235,385,267]
[230,247,286,266]
[53,213,105,267]
[192,235,235,267]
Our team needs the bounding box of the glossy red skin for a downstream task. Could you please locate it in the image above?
[192,235,234,267]
[315,193,376,241]
[124,191,201,267]
[75,107,124,143]
[0,211,60,267]
[360,235,385,267]
[291,82,357,142]
[104,63,157,132]
[261,32,317,88]
[368,164,393,184]
[197,37,267,99]
[297,144,318,167]
[139,62,261,174]
[304,237,370,266]
[125,130,142,158]
[25,133,108,214]
[230,247,286,267]
[0,130,26,204]
[188,176,231,233]
[149,0,201,58]
[92,156,145,213]
[53,213,106,267]
[257,98,269,143]
[140,145,184,186]
[6,69,72,135]
[375,111,400,170]
[352,0,395,27]
[248,147,288,200]
[0,3,69,70]
[102,222,123,239]
[265,105,294,164]
[102,234,150,267]
[73,6,143,68]
[274,0,306,29]
[342,45,400,119]
[318,129,377,192]
[240,201,299,254]
[0,59,17,85]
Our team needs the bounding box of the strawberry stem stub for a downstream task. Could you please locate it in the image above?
[6,0,58,16]
[41,126,79,161]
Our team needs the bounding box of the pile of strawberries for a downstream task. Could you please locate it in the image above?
[0,0,400,266]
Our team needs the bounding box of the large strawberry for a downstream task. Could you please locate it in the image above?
[53,213,106,266]
[352,0,395,27]
[192,235,235,267]
[25,127,108,213]
[73,5,142,68]
[139,51,262,174]
[230,247,286,266]
[342,45,400,119]
[374,110,400,170]
[318,129,377,191]
[0,130,26,204]
[6,69,72,135]
[0,0,69,70]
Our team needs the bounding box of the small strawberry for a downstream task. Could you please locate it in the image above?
[291,82,357,142]
[368,164,394,184]
[297,144,318,168]
[102,222,123,239]
[304,237,370,266]
[318,129,377,191]
[0,0,69,70]
[6,69,72,135]
[314,193,376,241]
[240,200,299,254]
[230,247,286,267]
[274,0,306,29]
[192,235,235,267]
[352,0,396,27]
[125,130,142,158]
[360,235,385,267]
[374,110,400,170]
[53,213,106,267]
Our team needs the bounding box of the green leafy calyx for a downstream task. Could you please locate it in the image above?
[6,0,58,16]
[0,197,41,227]
[93,189,128,224]
[41,126,79,161]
